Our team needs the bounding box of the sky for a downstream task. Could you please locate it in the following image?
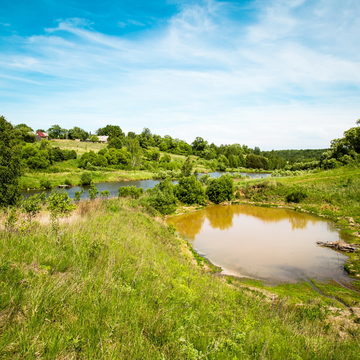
[0,0,359,150]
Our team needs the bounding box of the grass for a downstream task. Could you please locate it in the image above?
[0,199,359,359]
[20,166,155,190]
[51,139,107,154]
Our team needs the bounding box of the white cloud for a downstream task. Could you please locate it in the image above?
[1,0,359,149]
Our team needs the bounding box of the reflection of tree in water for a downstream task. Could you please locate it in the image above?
[167,211,205,240]
[205,206,234,230]
[168,204,324,238]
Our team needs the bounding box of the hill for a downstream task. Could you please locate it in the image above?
[0,199,359,358]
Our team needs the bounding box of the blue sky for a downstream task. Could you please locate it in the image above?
[1,0,359,149]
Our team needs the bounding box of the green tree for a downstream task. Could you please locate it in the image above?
[175,176,206,205]
[80,173,92,186]
[68,127,89,141]
[47,192,74,235]
[118,186,143,199]
[97,125,124,139]
[206,175,234,204]
[88,185,99,200]
[126,138,142,168]
[48,125,67,139]
[0,116,22,206]
[147,179,177,214]
[89,135,99,142]
[191,137,208,155]
[22,194,44,222]
[181,157,194,176]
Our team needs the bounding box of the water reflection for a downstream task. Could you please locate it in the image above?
[167,205,349,283]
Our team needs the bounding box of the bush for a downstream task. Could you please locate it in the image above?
[175,176,206,205]
[40,179,52,189]
[21,194,44,221]
[206,175,234,204]
[80,173,92,186]
[88,185,99,200]
[64,178,72,186]
[147,180,177,215]
[286,190,307,203]
[118,186,143,199]
[100,190,110,198]
[74,190,84,201]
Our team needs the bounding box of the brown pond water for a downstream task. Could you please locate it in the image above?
[167,205,350,283]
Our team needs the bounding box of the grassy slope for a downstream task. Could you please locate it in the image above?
[0,199,359,359]
[51,139,107,154]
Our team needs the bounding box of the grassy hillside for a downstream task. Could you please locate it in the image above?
[51,139,107,154]
[0,199,359,359]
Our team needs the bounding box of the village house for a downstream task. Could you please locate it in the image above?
[35,130,49,141]
[97,135,109,143]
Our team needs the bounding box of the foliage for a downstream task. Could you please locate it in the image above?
[47,191,74,234]
[47,192,74,217]
[80,173,92,186]
[320,120,360,167]
[96,125,124,139]
[175,176,206,205]
[118,186,143,199]
[147,179,177,214]
[246,154,269,169]
[286,190,308,203]
[21,194,44,221]
[47,124,68,139]
[0,115,22,206]
[88,135,99,142]
[100,190,110,198]
[88,185,99,200]
[21,143,76,170]
[74,190,84,202]
[181,157,194,176]
[67,127,89,141]
[206,175,234,204]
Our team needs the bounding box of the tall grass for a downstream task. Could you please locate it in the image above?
[0,199,359,359]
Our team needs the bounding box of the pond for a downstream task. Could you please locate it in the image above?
[167,204,350,283]
[23,171,270,199]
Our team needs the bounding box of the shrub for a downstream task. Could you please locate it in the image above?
[181,157,194,177]
[21,194,44,222]
[47,192,74,234]
[118,186,143,199]
[64,178,72,186]
[100,190,110,198]
[147,180,177,215]
[286,190,307,203]
[80,173,92,186]
[206,175,234,204]
[88,185,99,200]
[175,176,206,205]
[74,190,84,202]
[40,179,52,189]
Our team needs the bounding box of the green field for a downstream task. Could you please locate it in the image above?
[0,198,359,359]
[51,139,107,154]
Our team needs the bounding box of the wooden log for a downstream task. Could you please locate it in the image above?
[316,241,358,253]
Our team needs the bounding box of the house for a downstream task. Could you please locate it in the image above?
[97,135,109,143]
[35,130,49,141]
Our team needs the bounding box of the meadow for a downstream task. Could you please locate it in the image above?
[0,198,359,359]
